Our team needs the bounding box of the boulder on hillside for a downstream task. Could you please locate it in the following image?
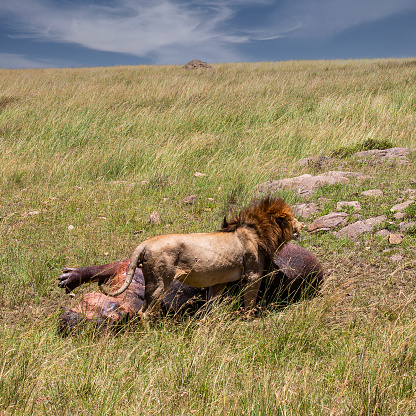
[183,59,212,69]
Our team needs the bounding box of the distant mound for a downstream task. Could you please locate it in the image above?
[182,59,212,69]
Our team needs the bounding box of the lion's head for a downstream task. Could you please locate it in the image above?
[221,197,300,258]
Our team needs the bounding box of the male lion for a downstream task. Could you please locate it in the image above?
[100,197,301,316]
[57,243,323,335]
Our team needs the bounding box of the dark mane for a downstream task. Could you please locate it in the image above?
[220,197,294,258]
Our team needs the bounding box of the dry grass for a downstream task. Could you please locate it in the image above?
[0,58,416,415]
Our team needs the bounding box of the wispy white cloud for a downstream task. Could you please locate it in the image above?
[271,0,416,38]
[0,0,262,64]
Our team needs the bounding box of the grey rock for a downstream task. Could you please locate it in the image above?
[183,59,212,69]
[361,189,383,197]
[337,221,372,239]
[307,212,349,232]
[181,195,197,204]
[255,171,362,197]
[292,203,319,219]
[354,147,413,164]
[354,147,410,158]
[390,200,414,212]
[394,212,406,220]
[399,221,416,232]
[389,233,404,245]
[148,211,162,225]
[364,215,386,226]
[337,215,386,239]
[390,254,403,262]
[376,229,390,238]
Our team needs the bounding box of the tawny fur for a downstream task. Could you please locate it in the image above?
[100,197,300,316]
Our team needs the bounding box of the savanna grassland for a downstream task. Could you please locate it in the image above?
[1,59,416,415]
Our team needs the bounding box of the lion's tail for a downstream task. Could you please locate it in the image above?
[99,243,146,297]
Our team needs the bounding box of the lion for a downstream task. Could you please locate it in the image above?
[99,197,302,316]
[57,242,323,335]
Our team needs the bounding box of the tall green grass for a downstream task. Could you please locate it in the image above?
[1,59,416,414]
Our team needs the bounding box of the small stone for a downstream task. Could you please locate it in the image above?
[361,189,383,197]
[393,212,405,220]
[363,215,386,226]
[399,221,416,232]
[68,225,74,231]
[193,172,206,177]
[181,195,197,204]
[390,200,414,212]
[22,210,41,217]
[336,201,361,211]
[148,211,161,225]
[292,203,319,219]
[390,254,403,262]
[376,229,390,238]
[207,198,215,202]
[389,233,404,244]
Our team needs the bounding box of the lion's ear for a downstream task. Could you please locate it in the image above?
[221,217,228,229]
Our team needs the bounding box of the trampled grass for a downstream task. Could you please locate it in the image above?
[1,59,416,415]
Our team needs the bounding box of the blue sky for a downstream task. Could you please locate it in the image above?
[0,0,416,69]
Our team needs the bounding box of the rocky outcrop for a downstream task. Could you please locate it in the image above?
[255,171,363,197]
[354,147,416,164]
